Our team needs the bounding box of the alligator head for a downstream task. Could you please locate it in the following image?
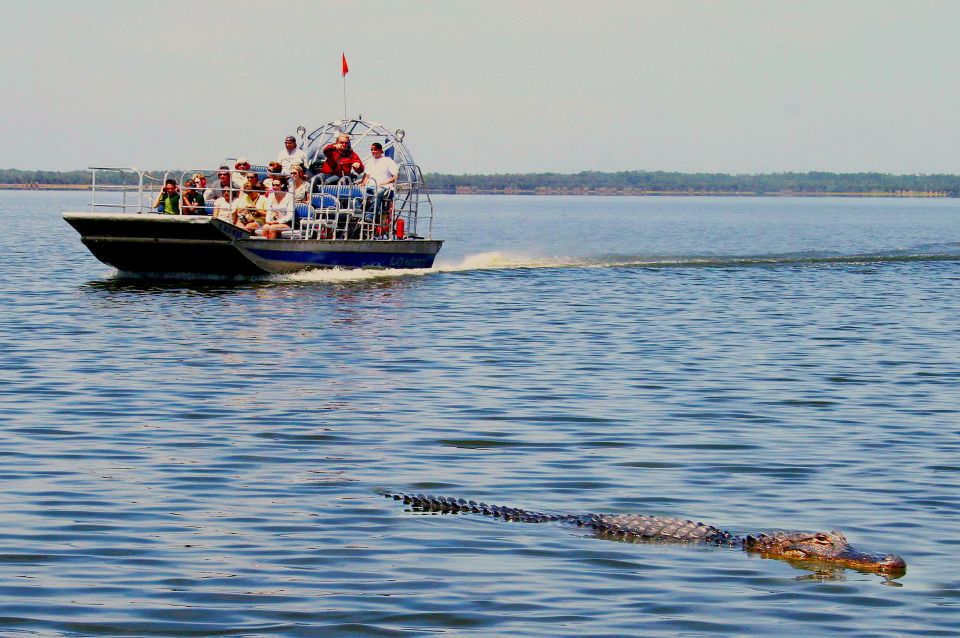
[743,530,906,575]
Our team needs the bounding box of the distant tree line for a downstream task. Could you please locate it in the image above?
[423,170,960,195]
[4,168,960,195]
[0,169,171,186]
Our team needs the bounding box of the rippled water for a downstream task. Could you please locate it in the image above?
[1,191,959,636]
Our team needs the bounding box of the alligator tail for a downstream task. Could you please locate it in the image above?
[382,492,578,524]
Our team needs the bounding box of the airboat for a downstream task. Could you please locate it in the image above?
[62,118,443,276]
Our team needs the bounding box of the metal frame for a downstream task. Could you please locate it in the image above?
[89,167,164,214]
[86,118,435,242]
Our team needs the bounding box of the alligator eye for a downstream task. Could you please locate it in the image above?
[813,534,833,544]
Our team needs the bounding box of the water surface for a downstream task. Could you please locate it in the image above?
[0,191,958,636]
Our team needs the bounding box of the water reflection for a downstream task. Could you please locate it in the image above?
[80,271,425,311]
[82,278,258,297]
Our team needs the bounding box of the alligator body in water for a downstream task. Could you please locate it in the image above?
[384,492,906,576]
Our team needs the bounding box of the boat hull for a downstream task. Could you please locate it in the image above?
[63,213,443,276]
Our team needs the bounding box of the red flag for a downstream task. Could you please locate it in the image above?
[341,53,349,77]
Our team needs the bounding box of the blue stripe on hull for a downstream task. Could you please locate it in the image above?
[244,248,437,269]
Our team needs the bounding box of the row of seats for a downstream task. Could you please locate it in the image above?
[167,188,368,217]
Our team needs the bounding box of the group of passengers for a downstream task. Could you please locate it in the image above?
[153,133,399,238]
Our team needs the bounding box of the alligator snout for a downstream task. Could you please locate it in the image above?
[876,553,907,572]
[746,530,907,575]
[825,548,907,575]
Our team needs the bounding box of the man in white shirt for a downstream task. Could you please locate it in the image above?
[361,142,399,213]
[277,135,308,174]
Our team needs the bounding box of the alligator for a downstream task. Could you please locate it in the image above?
[384,492,907,576]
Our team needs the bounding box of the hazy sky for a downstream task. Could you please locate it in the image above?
[3,0,959,174]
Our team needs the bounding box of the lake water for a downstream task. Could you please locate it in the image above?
[1,191,959,636]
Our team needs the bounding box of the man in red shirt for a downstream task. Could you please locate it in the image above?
[319,134,364,185]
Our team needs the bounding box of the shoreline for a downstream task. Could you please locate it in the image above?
[0,183,950,198]
[1,184,89,190]
[438,188,949,198]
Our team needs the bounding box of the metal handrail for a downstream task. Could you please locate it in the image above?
[81,162,434,240]
[297,174,338,239]
[393,163,433,239]
[89,167,153,214]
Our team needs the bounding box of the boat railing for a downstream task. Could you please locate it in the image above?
[88,157,434,242]
[295,172,432,241]
[178,168,275,217]
[394,163,433,239]
[88,167,164,214]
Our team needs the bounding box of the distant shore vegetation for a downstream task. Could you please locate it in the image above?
[422,171,958,197]
[2,168,959,197]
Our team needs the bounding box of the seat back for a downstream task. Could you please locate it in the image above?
[294,202,310,224]
[311,193,340,209]
[318,185,364,199]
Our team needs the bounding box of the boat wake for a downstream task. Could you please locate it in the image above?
[276,252,581,283]
[112,244,960,284]
[590,249,960,269]
[277,243,960,283]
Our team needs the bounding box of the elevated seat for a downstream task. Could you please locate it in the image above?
[294,186,377,240]
[296,198,340,240]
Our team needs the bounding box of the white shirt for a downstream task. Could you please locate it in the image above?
[363,155,399,188]
[277,147,308,173]
[264,192,294,224]
[213,196,234,223]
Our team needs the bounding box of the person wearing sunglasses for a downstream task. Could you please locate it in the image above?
[361,142,398,214]
[152,179,180,215]
[204,166,233,202]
